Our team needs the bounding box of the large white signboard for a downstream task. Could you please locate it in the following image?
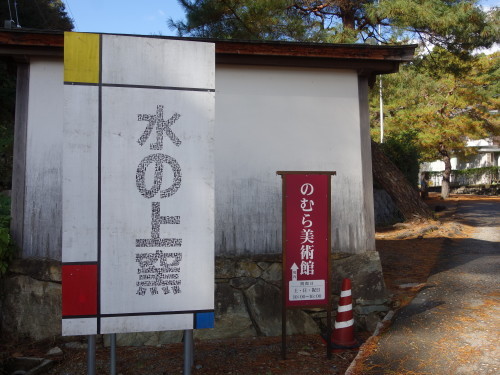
[62,33,215,335]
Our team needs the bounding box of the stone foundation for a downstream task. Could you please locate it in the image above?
[0,258,61,341]
[373,188,402,226]
[1,252,389,345]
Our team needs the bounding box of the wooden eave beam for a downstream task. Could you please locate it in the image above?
[0,30,64,49]
[214,40,415,62]
[0,30,415,76]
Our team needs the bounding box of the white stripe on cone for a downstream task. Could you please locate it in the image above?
[335,318,354,329]
[337,303,352,313]
[340,290,351,297]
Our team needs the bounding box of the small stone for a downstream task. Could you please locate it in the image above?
[229,276,256,289]
[64,342,87,349]
[260,263,282,283]
[257,262,270,270]
[364,312,383,333]
[395,232,413,239]
[398,283,422,289]
[47,346,63,355]
[235,261,262,278]
[195,364,203,370]
[393,223,409,229]
[298,351,311,356]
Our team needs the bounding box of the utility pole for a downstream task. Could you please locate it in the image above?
[378,2,384,143]
[379,76,384,143]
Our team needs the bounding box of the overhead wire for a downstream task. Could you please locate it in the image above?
[6,0,13,22]
[13,0,20,26]
[62,0,78,31]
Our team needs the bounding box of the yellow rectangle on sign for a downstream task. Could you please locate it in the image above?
[64,32,100,84]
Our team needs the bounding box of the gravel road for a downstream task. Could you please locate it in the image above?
[350,197,500,374]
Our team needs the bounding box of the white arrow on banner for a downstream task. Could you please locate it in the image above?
[291,263,298,281]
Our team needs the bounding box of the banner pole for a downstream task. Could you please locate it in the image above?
[183,329,194,375]
[327,306,332,359]
[327,174,333,359]
[87,335,96,375]
[282,308,287,360]
[280,173,287,360]
[110,334,117,375]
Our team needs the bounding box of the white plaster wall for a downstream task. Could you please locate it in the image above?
[466,138,492,147]
[23,58,63,258]
[16,59,376,259]
[215,65,374,254]
[422,151,498,186]
[421,158,458,172]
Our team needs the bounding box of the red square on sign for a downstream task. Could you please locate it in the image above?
[62,264,98,316]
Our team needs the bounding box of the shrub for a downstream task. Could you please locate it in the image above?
[380,130,421,188]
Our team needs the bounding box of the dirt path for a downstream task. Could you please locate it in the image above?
[348,195,500,375]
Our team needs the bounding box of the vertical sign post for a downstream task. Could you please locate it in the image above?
[62,31,215,356]
[277,171,335,359]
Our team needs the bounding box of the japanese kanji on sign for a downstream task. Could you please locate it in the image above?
[62,32,215,336]
[277,171,336,358]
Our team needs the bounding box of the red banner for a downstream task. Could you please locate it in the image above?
[283,173,330,307]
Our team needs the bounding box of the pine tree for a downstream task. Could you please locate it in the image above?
[371,51,500,198]
[0,0,73,30]
[0,0,73,190]
[170,0,498,50]
[172,0,499,201]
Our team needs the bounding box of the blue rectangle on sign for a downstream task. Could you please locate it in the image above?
[195,312,214,329]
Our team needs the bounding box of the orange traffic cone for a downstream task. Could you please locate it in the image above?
[332,278,358,348]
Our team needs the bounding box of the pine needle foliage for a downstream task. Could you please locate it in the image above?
[370,51,500,162]
[0,0,73,31]
[171,1,499,198]
[170,0,499,50]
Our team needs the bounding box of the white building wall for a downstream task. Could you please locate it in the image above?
[421,158,458,172]
[215,65,375,254]
[421,148,499,187]
[22,58,63,258]
[14,59,376,259]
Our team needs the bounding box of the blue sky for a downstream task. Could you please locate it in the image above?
[65,0,499,37]
[65,0,186,36]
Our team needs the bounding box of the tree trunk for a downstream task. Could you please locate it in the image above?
[339,2,356,30]
[439,143,451,199]
[371,140,433,221]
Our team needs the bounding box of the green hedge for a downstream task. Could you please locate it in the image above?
[380,130,421,188]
